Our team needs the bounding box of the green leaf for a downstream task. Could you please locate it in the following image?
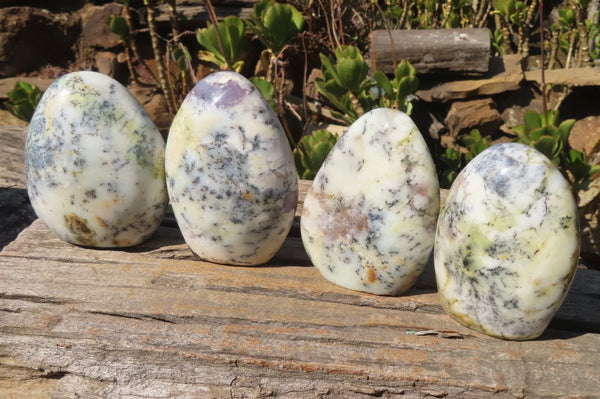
[197,50,225,68]
[302,170,316,180]
[396,75,419,100]
[533,135,558,160]
[5,81,42,122]
[247,0,304,54]
[249,77,276,110]
[293,129,338,179]
[293,150,303,175]
[558,119,576,142]
[171,44,191,72]
[523,110,542,133]
[314,79,344,110]
[105,15,129,41]
[372,71,393,100]
[310,141,334,169]
[336,57,368,92]
[394,60,414,81]
[196,16,247,70]
[318,53,339,82]
[290,5,305,32]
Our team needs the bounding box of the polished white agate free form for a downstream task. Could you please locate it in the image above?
[301,108,440,295]
[435,143,580,340]
[165,71,298,265]
[25,71,168,247]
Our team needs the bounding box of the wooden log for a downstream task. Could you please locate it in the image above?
[371,28,491,75]
[153,0,258,25]
[1,216,599,398]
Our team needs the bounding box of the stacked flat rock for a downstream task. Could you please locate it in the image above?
[165,71,298,265]
[435,143,580,340]
[25,71,168,247]
[301,109,440,295]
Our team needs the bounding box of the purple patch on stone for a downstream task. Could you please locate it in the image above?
[282,189,298,213]
[191,78,250,108]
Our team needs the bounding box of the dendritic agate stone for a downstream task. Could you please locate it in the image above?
[165,71,297,265]
[25,71,168,247]
[301,109,440,295]
[435,143,580,340]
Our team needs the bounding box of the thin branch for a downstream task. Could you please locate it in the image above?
[301,32,309,124]
[146,0,176,115]
[374,1,397,70]
[522,0,538,55]
[539,0,547,119]
[205,0,232,70]
[122,3,159,86]
[317,0,335,51]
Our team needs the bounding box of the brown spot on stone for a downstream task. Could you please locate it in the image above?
[311,191,369,242]
[366,265,377,283]
[96,216,108,228]
[64,213,96,246]
[243,191,254,202]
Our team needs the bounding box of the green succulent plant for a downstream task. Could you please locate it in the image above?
[565,149,600,193]
[372,60,419,115]
[514,110,599,193]
[513,110,573,164]
[318,46,369,94]
[105,14,129,41]
[293,129,338,180]
[315,45,376,124]
[438,129,491,188]
[196,15,247,72]
[5,81,42,122]
[246,0,304,55]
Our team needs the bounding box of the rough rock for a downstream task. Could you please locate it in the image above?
[0,77,55,99]
[500,99,544,135]
[304,123,347,138]
[524,67,600,86]
[417,55,525,102]
[444,98,502,137]
[80,2,123,50]
[0,7,75,77]
[569,116,600,160]
[95,51,129,83]
[127,83,172,139]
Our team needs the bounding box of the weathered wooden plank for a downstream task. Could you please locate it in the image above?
[0,125,27,189]
[0,126,36,250]
[372,28,490,75]
[154,0,259,24]
[1,218,599,398]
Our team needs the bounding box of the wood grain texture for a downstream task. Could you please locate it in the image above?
[0,126,27,189]
[371,29,490,75]
[1,127,599,397]
[154,0,258,23]
[1,217,599,398]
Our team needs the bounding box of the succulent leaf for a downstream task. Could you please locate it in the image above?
[105,15,129,41]
[558,119,576,142]
[196,16,247,70]
[247,0,304,54]
[293,130,338,179]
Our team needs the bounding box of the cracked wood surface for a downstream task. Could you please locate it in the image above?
[0,126,27,189]
[1,126,599,397]
[1,214,599,398]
